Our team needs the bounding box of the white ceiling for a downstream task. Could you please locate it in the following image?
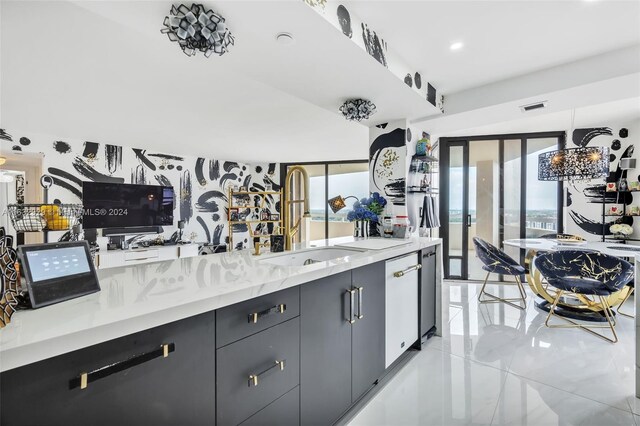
[349,0,640,94]
[1,0,639,163]
[436,96,640,137]
[0,0,382,163]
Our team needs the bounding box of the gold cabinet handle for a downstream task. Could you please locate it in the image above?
[248,360,286,387]
[393,263,422,278]
[248,304,287,324]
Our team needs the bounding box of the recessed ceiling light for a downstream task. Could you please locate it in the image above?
[450,42,464,51]
[276,32,295,45]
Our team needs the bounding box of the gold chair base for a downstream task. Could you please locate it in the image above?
[523,248,631,315]
[545,290,618,343]
[616,286,634,318]
[478,272,527,310]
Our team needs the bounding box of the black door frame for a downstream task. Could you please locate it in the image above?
[280,160,368,240]
[439,131,566,280]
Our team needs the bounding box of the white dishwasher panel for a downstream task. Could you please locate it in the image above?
[385,253,419,368]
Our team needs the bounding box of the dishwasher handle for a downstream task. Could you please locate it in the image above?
[393,263,422,278]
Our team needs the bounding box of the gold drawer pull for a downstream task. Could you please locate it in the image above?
[248,304,287,324]
[80,373,88,390]
[71,343,175,391]
[393,264,422,278]
[248,360,286,387]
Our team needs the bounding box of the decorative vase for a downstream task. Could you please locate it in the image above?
[353,220,369,238]
[369,220,380,237]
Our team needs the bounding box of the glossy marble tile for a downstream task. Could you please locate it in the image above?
[507,308,635,411]
[348,348,507,426]
[348,280,639,425]
[491,373,635,425]
[433,283,538,371]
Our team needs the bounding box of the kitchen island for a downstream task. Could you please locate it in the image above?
[0,236,442,426]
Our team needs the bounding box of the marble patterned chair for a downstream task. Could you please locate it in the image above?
[472,237,528,310]
[534,250,634,343]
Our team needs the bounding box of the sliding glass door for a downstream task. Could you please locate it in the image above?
[441,133,564,280]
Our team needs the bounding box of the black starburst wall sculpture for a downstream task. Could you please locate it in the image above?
[339,99,377,122]
[161,3,234,57]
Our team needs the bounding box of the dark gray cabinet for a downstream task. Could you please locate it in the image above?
[216,286,300,348]
[300,271,353,426]
[351,261,385,402]
[300,263,386,425]
[420,248,437,338]
[0,312,216,426]
[240,386,300,426]
[216,317,300,426]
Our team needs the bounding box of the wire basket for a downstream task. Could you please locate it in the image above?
[7,204,83,232]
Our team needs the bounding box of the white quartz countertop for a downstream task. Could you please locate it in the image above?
[0,236,441,372]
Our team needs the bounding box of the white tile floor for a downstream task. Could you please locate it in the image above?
[348,280,638,426]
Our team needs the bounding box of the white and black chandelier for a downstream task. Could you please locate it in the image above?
[538,146,610,181]
[161,4,234,57]
[339,99,377,122]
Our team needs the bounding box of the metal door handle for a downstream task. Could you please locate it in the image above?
[467,214,472,228]
[393,264,422,277]
[357,287,364,319]
[248,360,285,387]
[346,289,356,323]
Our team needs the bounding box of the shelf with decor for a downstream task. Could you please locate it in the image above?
[227,188,283,252]
[601,184,639,242]
[408,148,440,237]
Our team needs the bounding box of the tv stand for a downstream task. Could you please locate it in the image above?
[95,244,199,270]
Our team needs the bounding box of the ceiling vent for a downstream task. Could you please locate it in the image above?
[519,101,548,113]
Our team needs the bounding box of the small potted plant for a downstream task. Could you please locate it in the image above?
[610,223,633,240]
[346,192,387,237]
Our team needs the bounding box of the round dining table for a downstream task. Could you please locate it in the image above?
[503,238,636,320]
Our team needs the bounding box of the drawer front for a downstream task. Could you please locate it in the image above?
[124,249,159,261]
[217,317,300,426]
[240,386,299,426]
[216,286,299,348]
[1,312,216,426]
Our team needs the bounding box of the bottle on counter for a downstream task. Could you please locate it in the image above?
[382,215,393,238]
[393,215,412,239]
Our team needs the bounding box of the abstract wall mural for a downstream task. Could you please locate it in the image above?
[369,122,408,207]
[305,1,442,113]
[336,5,352,38]
[361,23,388,67]
[565,124,637,239]
[0,129,279,250]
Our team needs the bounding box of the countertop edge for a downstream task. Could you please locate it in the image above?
[0,238,441,372]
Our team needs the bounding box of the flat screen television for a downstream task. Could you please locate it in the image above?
[82,182,174,229]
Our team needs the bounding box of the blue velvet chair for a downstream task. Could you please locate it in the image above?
[473,237,527,310]
[534,250,634,343]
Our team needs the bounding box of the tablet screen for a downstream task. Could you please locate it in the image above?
[25,246,91,282]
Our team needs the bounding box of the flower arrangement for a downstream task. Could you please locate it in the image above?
[610,223,633,237]
[346,192,387,223]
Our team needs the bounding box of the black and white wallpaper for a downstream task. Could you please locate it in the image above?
[0,129,280,250]
[369,123,407,207]
[305,0,441,112]
[565,124,637,238]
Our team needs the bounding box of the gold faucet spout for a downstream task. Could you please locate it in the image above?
[284,165,310,251]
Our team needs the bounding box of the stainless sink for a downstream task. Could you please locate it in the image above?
[258,247,366,267]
